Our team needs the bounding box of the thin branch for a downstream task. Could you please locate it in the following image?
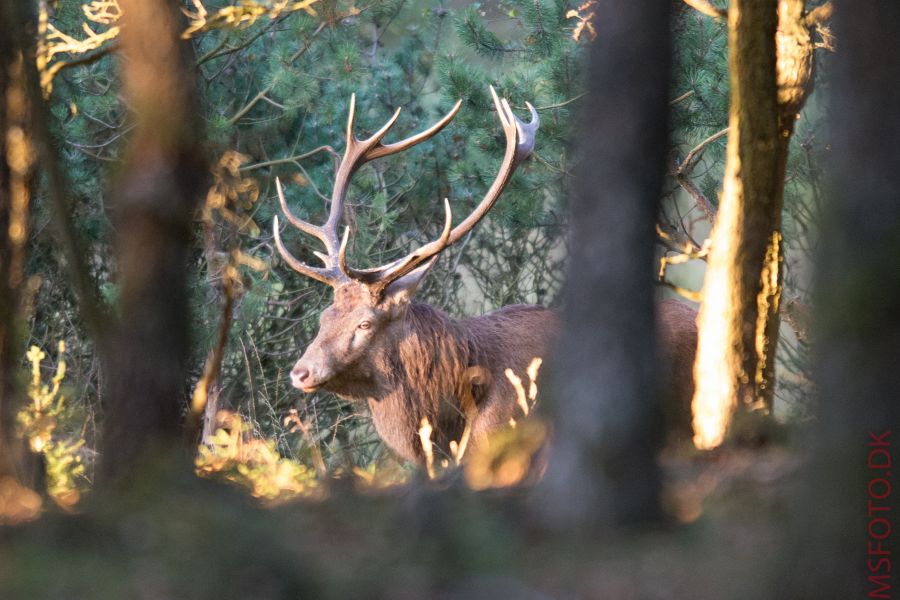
[656,224,706,258]
[227,87,268,125]
[525,92,587,112]
[225,21,326,126]
[195,33,230,66]
[682,0,727,19]
[187,282,235,444]
[238,145,338,172]
[669,90,695,106]
[655,278,702,302]
[670,128,728,222]
[54,41,119,73]
[805,2,834,27]
[679,127,729,173]
[673,170,717,222]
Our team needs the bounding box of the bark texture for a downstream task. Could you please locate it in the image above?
[536,0,672,528]
[691,0,780,448]
[779,1,900,596]
[99,0,206,481]
[755,0,818,410]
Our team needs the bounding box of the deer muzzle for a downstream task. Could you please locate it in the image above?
[290,360,327,392]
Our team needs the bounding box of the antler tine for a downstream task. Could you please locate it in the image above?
[367,100,463,160]
[273,215,346,285]
[323,100,404,249]
[337,226,351,276]
[329,100,461,227]
[276,178,328,243]
[344,93,357,151]
[323,96,463,278]
[369,199,453,288]
[369,87,539,295]
[274,94,475,289]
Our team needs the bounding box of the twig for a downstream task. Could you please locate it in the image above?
[227,88,269,125]
[54,41,119,73]
[670,129,728,222]
[656,224,706,258]
[526,92,587,112]
[669,90,695,106]
[682,0,726,19]
[671,159,717,222]
[187,288,234,443]
[225,21,326,126]
[238,145,338,171]
[195,33,230,66]
[679,127,728,172]
[656,278,702,302]
[805,2,834,27]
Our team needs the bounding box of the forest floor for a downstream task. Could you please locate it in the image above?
[0,444,804,599]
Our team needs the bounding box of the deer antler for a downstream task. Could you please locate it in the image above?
[273,87,539,294]
[274,95,462,286]
[365,87,539,297]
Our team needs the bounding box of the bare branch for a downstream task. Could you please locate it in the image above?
[655,278,702,302]
[238,146,339,172]
[669,90,695,106]
[682,0,726,19]
[679,127,729,173]
[805,2,833,27]
[671,160,717,221]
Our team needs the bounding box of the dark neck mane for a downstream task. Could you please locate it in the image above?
[368,302,480,461]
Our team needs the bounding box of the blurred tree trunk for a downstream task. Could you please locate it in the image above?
[0,2,36,485]
[780,1,900,597]
[0,0,21,482]
[536,0,672,528]
[98,0,206,482]
[691,0,780,449]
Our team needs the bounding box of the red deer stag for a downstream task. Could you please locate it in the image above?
[274,88,697,463]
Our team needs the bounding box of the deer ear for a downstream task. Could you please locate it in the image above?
[383,257,437,308]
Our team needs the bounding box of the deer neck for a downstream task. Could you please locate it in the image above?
[366,302,474,461]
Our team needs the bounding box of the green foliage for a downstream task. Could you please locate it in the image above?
[28,1,824,487]
[30,0,584,481]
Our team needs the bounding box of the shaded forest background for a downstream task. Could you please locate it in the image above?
[3,0,893,598]
[17,0,825,487]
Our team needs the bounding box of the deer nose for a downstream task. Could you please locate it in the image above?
[291,364,311,389]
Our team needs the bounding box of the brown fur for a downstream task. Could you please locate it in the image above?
[291,280,697,462]
[365,302,559,461]
[656,299,699,436]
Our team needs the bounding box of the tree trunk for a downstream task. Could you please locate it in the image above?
[691,0,780,449]
[755,0,818,411]
[0,0,20,483]
[98,0,206,482]
[0,2,34,482]
[780,2,900,596]
[535,0,672,528]
[0,3,45,523]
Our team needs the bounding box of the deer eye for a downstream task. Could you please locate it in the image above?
[358,320,372,331]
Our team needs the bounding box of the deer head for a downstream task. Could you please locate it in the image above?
[273,87,539,395]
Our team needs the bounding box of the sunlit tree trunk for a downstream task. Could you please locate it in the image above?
[536,0,671,528]
[755,0,820,412]
[692,0,780,449]
[779,2,900,596]
[99,0,206,481]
